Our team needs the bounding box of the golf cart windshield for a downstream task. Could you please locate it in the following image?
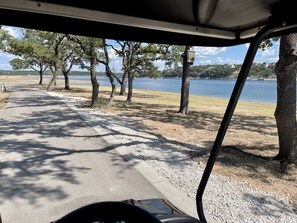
[0,0,296,223]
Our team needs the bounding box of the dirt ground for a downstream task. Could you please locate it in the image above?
[49,85,297,207]
[1,76,296,207]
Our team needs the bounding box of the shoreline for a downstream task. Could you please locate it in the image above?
[68,80,278,104]
[60,84,277,117]
[3,74,278,104]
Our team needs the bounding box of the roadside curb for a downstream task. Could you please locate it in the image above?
[46,91,217,223]
[89,120,217,223]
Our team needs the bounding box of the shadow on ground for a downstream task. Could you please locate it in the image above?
[103,100,278,137]
[0,87,204,206]
[243,193,297,218]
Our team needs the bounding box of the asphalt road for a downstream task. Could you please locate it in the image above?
[0,87,164,223]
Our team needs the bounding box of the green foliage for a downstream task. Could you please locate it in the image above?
[9,58,30,70]
[5,29,54,72]
[97,95,109,108]
[0,26,13,51]
[249,63,275,78]
[113,41,162,79]
[162,63,276,79]
[165,45,185,69]
[259,37,279,51]
[67,35,103,69]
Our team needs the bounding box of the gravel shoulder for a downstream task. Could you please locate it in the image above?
[47,91,297,223]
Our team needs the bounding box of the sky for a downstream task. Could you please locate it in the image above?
[0,26,280,72]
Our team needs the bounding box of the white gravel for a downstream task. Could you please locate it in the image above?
[48,91,297,223]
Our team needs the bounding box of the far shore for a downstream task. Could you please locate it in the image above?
[0,73,278,81]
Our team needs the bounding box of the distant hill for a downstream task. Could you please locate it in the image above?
[0,62,276,80]
[162,62,276,79]
[0,70,104,76]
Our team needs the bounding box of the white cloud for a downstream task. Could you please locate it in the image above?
[104,44,123,72]
[110,57,123,72]
[216,57,223,63]
[0,63,11,69]
[0,52,17,59]
[108,48,117,59]
[193,46,227,57]
[199,60,212,64]
[196,57,241,65]
[97,47,117,59]
[154,60,165,70]
[2,26,23,38]
[257,45,279,62]
[260,48,277,57]
[216,57,241,64]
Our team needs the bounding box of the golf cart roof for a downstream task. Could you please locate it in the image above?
[0,0,296,46]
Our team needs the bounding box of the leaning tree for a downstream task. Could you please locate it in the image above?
[274,34,297,165]
[67,35,103,108]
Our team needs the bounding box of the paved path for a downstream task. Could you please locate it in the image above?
[48,91,297,223]
[0,87,164,223]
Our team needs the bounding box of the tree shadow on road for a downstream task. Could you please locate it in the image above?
[0,90,141,206]
[0,88,205,207]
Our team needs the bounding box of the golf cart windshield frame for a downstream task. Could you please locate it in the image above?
[196,20,297,222]
[1,1,297,223]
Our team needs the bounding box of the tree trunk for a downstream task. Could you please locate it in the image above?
[179,46,191,115]
[90,55,99,108]
[63,71,70,90]
[126,71,133,102]
[106,66,116,106]
[274,34,297,164]
[108,82,116,106]
[47,66,58,91]
[120,72,127,95]
[38,70,43,85]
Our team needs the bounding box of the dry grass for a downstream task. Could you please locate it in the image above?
[0,91,10,110]
[52,84,297,206]
[1,76,296,206]
[0,75,38,108]
[0,75,37,84]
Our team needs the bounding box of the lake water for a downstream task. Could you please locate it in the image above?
[68,76,278,104]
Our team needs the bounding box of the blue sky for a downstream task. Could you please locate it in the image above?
[0,26,280,72]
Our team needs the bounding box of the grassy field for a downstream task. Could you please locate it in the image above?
[0,75,33,109]
[1,76,296,205]
[0,91,10,110]
[0,75,36,84]
[52,82,296,204]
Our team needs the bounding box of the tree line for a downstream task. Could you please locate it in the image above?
[0,70,106,76]
[0,62,276,80]
[162,62,276,79]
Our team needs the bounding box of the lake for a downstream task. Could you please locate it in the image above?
[67,76,278,104]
